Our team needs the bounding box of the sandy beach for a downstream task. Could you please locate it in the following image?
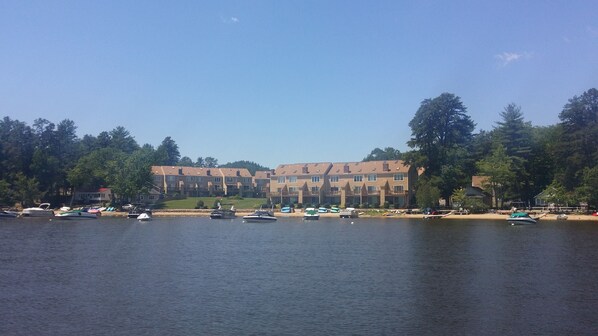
[100,210,598,221]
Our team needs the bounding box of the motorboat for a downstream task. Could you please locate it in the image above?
[128,206,150,219]
[318,207,329,213]
[137,211,152,221]
[556,213,568,220]
[507,212,539,225]
[21,203,54,217]
[243,210,277,223]
[330,207,340,213]
[339,208,358,218]
[423,210,453,219]
[210,207,236,219]
[0,210,19,219]
[54,208,99,220]
[303,207,320,220]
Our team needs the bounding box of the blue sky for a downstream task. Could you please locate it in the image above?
[1,1,597,168]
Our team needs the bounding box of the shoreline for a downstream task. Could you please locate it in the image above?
[100,210,598,221]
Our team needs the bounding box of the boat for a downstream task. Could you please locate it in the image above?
[54,208,99,219]
[507,212,540,225]
[318,207,329,213]
[243,209,277,223]
[21,203,54,217]
[556,213,568,220]
[423,210,453,219]
[137,211,152,221]
[127,206,150,219]
[303,207,320,220]
[210,206,236,219]
[0,210,19,219]
[339,208,358,218]
[330,207,340,213]
[280,206,294,213]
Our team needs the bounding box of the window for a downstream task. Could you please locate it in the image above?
[367,186,377,192]
[289,187,298,192]
[167,176,176,182]
[354,186,361,193]
[330,187,339,193]
[278,177,285,183]
[213,185,220,190]
[368,174,377,181]
[243,186,251,190]
[289,176,297,183]
[311,186,319,193]
[312,176,320,183]
[394,173,404,181]
[226,177,233,183]
[354,175,363,182]
[394,186,404,192]
[330,176,339,183]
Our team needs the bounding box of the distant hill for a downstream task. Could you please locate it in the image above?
[219,160,270,175]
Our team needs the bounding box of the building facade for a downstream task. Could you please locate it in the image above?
[151,166,255,197]
[269,160,418,208]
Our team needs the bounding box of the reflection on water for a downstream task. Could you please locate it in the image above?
[1,217,597,335]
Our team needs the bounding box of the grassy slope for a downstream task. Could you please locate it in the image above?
[156,197,267,210]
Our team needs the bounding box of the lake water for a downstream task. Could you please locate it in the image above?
[1,217,598,335]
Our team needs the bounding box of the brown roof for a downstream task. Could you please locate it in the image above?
[254,170,273,179]
[217,167,252,178]
[151,166,251,178]
[274,162,333,176]
[472,176,489,188]
[328,160,411,175]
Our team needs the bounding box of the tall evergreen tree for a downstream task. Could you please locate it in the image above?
[556,88,598,189]
[155,136,180,166]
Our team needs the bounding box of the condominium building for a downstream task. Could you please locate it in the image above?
[151,166,254,197]
[270,160,418,208]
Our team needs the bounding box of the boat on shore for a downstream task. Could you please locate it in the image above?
[303,207,320,220]
[339,208,358,218]
[243,209,277,223]
[54,208,99,220]
[423,211,453,219]
[21,203,54,217]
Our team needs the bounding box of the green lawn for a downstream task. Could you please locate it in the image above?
[155,197,268,210]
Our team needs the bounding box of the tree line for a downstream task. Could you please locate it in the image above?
[0,118,268,207]
[362,88,598,210]
[2,87,596,209]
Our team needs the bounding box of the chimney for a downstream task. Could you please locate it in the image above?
[178,168,183,175]
[343,164,350,173]
[302,166,308,174]
[383,162,389,171]
[207,169,211,176]
[236,170,241,176]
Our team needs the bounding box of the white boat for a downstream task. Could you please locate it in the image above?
[137,212,152,221]
[507,212,541,225]
[423,211,453,219]
[243,210,277,223]
[303,207,320,220]
[21,203,54,217]
[54,208,99,220]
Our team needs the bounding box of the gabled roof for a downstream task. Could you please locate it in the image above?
[254,170,273,179]
[217,167,252,178]
[274,162,332,176]
[151,166,251,178]
[151,166,210,176]
[328,160,411,175]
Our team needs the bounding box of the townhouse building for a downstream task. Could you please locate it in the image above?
[151,166,254,197]
[253,170,273,198]
[270,160,418,208]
